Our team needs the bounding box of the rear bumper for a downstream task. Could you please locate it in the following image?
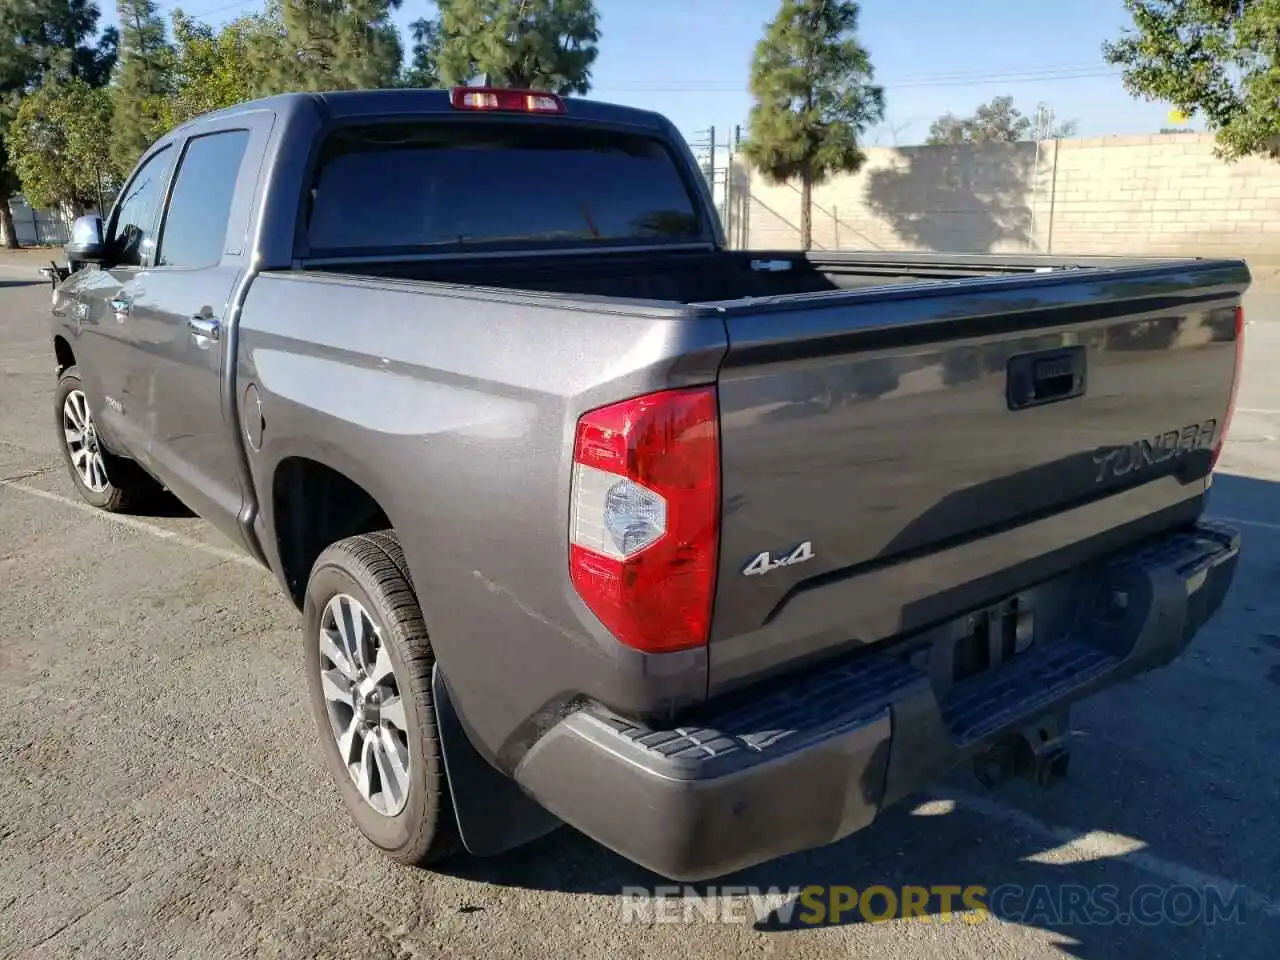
[514,521,1240,881]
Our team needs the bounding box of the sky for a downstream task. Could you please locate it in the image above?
[102,0,1195,147]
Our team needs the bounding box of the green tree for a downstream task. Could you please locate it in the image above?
[158,8,290,129]
[0,0,117,246]
[1103,0,1280,160]
[0,144,19,248]
[272,0,404,92]
[743,0,884,250]
[111,0,171,176]
[928,97,1032,145]
[239,1,292,98]
[0,0,117,87]
[404,16,442,87]
[8,77,115,213]
[433,0,600,94]
[926,96,1077,145]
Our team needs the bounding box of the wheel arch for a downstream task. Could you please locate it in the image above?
[54,335,75,375]
[270,454,399,609]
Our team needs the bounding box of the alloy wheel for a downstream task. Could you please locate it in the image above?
[63,390,108,493]
[317,593,412,816]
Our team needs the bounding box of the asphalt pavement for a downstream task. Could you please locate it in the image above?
[1,261,1279,960]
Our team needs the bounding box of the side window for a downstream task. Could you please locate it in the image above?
[156,130,251,268]
[109,146,173,267]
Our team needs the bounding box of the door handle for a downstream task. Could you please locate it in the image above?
[1006,346,1087,411]
[188,315,221,344]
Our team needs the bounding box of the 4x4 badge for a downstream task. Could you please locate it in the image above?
[742,541,814,577]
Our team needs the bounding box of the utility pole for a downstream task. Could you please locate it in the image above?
[708,125,716,188]
[1029,104,1053,252]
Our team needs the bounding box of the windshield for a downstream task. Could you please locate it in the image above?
[305,120,705,255]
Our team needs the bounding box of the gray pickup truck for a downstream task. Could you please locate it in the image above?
[46,86,1246,882]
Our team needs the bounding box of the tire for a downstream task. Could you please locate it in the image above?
[303,531,460,866]
[54,365,155,512]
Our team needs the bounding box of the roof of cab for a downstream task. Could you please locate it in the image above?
[167,88,671,138]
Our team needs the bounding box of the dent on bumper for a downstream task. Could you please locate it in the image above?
[514,521,1240,882]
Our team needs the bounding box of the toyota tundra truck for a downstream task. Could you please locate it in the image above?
[46,86,1246,881]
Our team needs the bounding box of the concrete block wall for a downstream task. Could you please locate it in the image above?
[733,133,1280,263]
[1048,135,1280,258]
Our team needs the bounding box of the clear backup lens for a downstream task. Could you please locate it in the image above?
[604,478,666,556]
[571,463,667,559]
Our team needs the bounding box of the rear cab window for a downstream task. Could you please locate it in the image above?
[303,121,704,256]
[157,129,251,268]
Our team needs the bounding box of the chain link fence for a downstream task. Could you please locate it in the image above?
[684,126,747,247]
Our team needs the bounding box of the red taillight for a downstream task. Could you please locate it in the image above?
[1210,305,1245,472]
[569,386,720,654]
[449,86,565,114]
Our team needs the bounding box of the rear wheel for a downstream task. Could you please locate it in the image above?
[303,531,459,865]
[54,366,155,512]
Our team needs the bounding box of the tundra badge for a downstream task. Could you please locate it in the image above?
[1092,419,1217,483]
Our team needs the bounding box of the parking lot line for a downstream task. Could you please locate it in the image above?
[937,788,1280,918]
[0,479,261,569]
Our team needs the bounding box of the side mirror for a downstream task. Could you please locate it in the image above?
[39,261,70,288]
[64,215,108,265]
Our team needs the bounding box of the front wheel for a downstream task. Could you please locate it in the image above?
[303,531,459,866]
[54,366,153,512]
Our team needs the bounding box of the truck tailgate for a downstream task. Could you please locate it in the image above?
[708,260,1247,692]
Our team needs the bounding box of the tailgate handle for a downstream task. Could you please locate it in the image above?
[1007,346,1086,410]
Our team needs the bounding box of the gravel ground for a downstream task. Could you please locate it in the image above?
[2,263,1279,960]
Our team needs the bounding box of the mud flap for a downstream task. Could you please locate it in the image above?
[432,666,562,856]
